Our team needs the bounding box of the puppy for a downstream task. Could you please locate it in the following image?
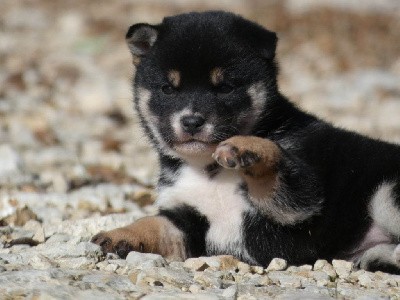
[92,11,400,274]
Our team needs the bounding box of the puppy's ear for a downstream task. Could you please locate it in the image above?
[233,18,277,60]
[126,23,159,65]
[255,29,277,60]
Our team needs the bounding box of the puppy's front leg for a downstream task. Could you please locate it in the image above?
[91,216,186,260]
[213,136,323,225]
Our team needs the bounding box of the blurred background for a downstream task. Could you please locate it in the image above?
[0,0,400,221]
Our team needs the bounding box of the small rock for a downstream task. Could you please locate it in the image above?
[314,259,336,279]
[194,270,222,288]
[104,263,118,272]
[169,261,185,269]
[184,257,210,272]
[128,269,141,284]
[106,253,119,260]
[298,264,313,271]
[218,255,239,270]
[222,285,237,298]
[269,272,302,288]
[135,267,194,289]
[251,265,264,275]
[107,259,127,268]
[96,260,108,270]
[257,276,271,286]
[266,258,287,272]
[189,284,202,293]
[57,257,96,269]
[23,219,42,231]
[29,255,55,269]
[313,259,329,271]
[237,262,251,274]
[312,270,331,287]
[0,144,21,175]
[116,266,129,275]
[33,226,45,243]
[45,233,70,244]
[126,251,167,269]
[332,260,353,279]
[201,257,222,270]
[358,272,373,287]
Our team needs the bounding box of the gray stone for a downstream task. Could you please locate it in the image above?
[135,267,194,289]
[189,284,202,293]
[266,258,288,272]
[358,272,374,287]
[237,262,251,274]
[250,265,264,275]
[57,257,97,269]
[126,251,167,269]
[28,254,56,269]
[184,257,210,271]
[278,291,333,299]
[222,284,238,298]
[312,271,331,287]
[141,293,220,300]
[268,271,303,288]
[314,260,336,279]
[332,260,353,279]
[193,270,222,289]
[0,144,21,175]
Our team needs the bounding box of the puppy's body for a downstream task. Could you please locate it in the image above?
[92,11,400,273]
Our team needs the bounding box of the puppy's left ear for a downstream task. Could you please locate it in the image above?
[233,18,277,60]
[126,23,159,65]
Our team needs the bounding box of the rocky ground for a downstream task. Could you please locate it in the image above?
[1,0,400,299]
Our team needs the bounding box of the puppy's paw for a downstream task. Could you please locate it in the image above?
[91,229,146,259]
[212,143,259,169]
[91,216,186,260]
[212,136,281,173]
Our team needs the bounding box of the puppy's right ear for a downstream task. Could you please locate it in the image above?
[126,23,159,66]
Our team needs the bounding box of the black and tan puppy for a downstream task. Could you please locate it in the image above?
[92,11,400,274]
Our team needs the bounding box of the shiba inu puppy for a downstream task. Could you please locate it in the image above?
[92,11,400,274]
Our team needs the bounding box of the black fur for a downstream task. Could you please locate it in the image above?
[243,212,317,266]
[159,205,209,258]
[127,11,400,272]
[365,259,400,275]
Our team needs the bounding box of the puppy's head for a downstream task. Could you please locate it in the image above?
[126,11,278,159]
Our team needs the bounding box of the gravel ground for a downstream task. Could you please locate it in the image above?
[1,0,400,299]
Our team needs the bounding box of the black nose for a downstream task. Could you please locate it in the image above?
[180,115,205,135]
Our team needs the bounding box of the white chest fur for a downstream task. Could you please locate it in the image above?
[157,165,254,260]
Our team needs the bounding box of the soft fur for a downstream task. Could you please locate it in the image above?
[92,11,400,274]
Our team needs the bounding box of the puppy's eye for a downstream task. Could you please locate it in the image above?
[162,84,175,95]
[215,84,233,95]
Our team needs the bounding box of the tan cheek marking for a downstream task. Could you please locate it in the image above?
[210,67,224,86]
[168,70,181,88]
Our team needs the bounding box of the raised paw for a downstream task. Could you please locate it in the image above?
[212,143,259,169]
[212,136,281,175]
[91,216,186,260]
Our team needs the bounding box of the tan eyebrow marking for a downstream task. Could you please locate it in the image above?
[167,70,181,88]
[210,67,224,86]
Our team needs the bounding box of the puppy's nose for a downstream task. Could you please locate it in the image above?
[180,115,205,135]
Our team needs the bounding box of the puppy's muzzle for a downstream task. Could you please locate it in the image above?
[180,115,205,135]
